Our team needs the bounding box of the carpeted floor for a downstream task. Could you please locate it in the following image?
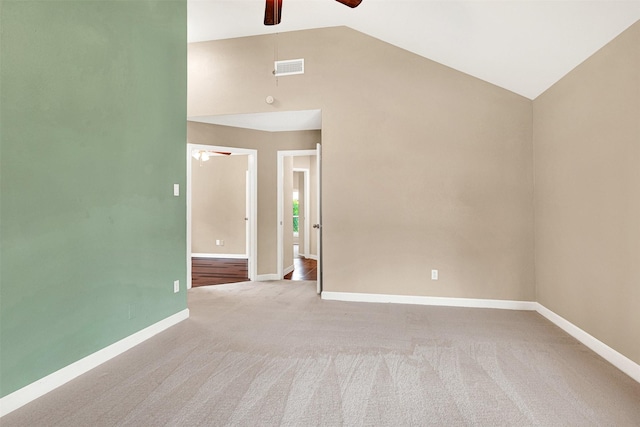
[3,281,640,426]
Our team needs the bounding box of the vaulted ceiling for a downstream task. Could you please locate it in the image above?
[188,0,640,100]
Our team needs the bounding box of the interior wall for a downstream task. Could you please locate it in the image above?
[293,156,311,171]
[0,0,187,398]
[187,123,319,275]
[533,21,640,365]
[191,155,248,255]
[188,26,534,300]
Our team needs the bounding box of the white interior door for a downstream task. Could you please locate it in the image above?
[316,142,322,294]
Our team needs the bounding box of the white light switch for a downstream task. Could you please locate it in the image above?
[431,270,438,280]
[174,280,180,293]
[173,184,179,196]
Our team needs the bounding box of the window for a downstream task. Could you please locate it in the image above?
[293,191,299,236]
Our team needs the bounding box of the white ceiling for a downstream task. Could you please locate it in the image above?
[188,0,640,100]
[188,109,322,131]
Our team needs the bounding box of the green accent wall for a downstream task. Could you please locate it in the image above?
[0,0,187,397]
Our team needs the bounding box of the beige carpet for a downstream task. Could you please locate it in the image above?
[4,281,640,426]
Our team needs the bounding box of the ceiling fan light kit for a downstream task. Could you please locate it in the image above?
[264,0,362,26]
[191,150,232,163]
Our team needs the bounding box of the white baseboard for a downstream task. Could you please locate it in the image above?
[0,309,190,418]
[535,303,640,383]
[191,253,247,259]
[319,291,639,384]
[255,274,280,281]
[321,291,537,311]
[306,254,318,261]
[283,265,295,276]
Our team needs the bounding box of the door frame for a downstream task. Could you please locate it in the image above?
[276,149,318,281]
[186,143,258,289]
[316,142,322,294]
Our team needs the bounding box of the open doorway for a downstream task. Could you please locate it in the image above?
[187,109,322,288]
[186,144,257,289]
[284,169,317,281]
[277,147,322,291]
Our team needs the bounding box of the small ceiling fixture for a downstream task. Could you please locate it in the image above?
[264,0,363,26]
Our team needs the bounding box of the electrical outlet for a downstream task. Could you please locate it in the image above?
[173,280,180,293]
[216,239,224,246]
[431,269,438,280]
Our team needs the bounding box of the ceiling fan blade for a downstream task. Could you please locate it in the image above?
[335,0,362,8]
[264,0,283,25]
[213,151,232,156]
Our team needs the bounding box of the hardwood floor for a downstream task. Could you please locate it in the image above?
[284,257,317,280]
[191,257,248,287]
[284,246,317,281]
[192,247,315,285]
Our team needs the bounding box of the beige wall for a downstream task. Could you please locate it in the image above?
[533,22,640,364]
[293,156,310,172]
[187,123,319,275]
[191,155,247,255]
[189,26,534,299]
[187,22,640,368]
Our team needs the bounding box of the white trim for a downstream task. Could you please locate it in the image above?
[245,170,251,271]
[255,274,280,281]
[320,291,537,311]
[284,264,295,276]
[186,145,193,289]
[0,309,189,418]
[187,143,258,288]
[536,303,640,383]
[191,253,247,259]
[318,292,640,384]
[277,149,318,280]
[247,155,257,281]
[305,254,318,261]
[316,142,322,294]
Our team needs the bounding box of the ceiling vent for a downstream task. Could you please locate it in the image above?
[274,59,304,77]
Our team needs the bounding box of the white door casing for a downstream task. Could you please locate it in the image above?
[186,144,258,288]
[277,149,320,285]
